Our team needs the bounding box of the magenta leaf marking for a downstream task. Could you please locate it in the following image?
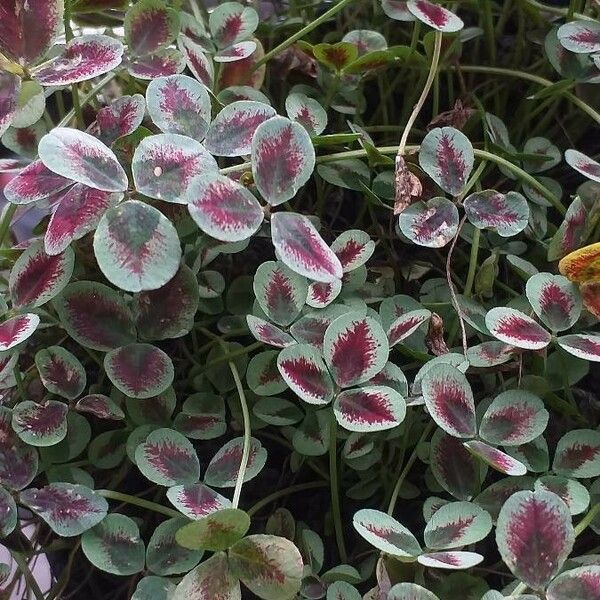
[76,394,125,420]
[307,279,342,308]
[209,2,258,48]
[0,72,20,137]
[464,190,529,237]
[12,400,68,446]
[128,48,186,80]
[417,551,483,570]
[178,36,214,86]
[557,334,600,362]
[246,315,295,348]
[0,313,39,351]
[35,346,86,400]
[0,407,38,490]
[215,41,257,63]
[285,93,327,136]
[558,21,600,53]
[4,159,72,205]
[398,197,460,248]
[381,1,415,21]
[547,566,600,600]
[167,483,231,519]
[125,0,180,57]
[387,309,432,347]
[496,490,574,590]
[565,149,600,183]
[553,429,600,478]
[407,0,463,32]
[464,440,527,476]
[485,307,551,350]
[95,94,146,145]
[526,273,582,332]
[204,437,267,487]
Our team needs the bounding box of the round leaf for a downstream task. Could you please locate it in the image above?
[553,429,600,478]
[204,437,267,488]
[424,502,492,550]
[557,334,600,362]
[464,190,529,237]
[334,386,406,432]
[35,346,86,399]
[95,94,146,145]
[485,307,551,350]
[526,273,582,332]
[125,0,180,56]
[176,508,250,551]
[546,566,600,600]
[0,313,39,352]
[352,509,421,557]
[166,483,231,519]
[147,517,203,575]
[407,0,463,32]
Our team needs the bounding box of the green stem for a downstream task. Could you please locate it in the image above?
[57,73,117,128]
[0,204,17,247]
[247,481,328,517]
[253,0,355,71]
[483,0,497,63]
[524,0,591,20]
[10,550,45,600]
[97,489,180,518]
[464,228,481,298]
[230,359,251,508]
[329,416,347,563]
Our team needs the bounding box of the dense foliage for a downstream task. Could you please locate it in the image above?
[0,0,599,598]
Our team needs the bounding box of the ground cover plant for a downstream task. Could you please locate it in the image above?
[0,0,599,598]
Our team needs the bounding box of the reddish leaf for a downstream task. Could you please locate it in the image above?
[387,309,432,347]
[4,159,71,205]
[558,241,600,283]
[558,21,600,53]
[215,41,256,63]
[0,313,39,351]
[464,190,529,237]
[35,346,86,400]
[12,399,68,447]
[247,315,295,348]
[306,280,342,309]
[247,351,288,397]
[331,229,375,273]
[565,149,600,183]
[95,94,146,146]
[417,551,483,570]
[76,394,125,420]
[218,38,265,89]
[45,184,120,256]
[285,93,327,136]
[125,0,180,56]
[526,273,582,332]
[313,42,359,71]
[173,551,240,600]
[105,343,174,399]
[54,281,136,351]
[271,212,343,283]
[187,173,263,242]
[398,197,459,248]
[0,72,20,137]
[546,566,600,600]
[10,240,74,308]
[209,2,258,48]
[33,35,124,86]
[549,198,588,261]
[464,440,527,476]
[485,307,551,350]
[290,313,334,349]
[167,483,231,519]
[557,334,600,362]
[381,0,415,21]
[407,0,464,32]
[553,429,600,478]
[496,490,574,590]
[128,48,186,80]
[352,509,421,557]
[178,36,214,86]
[204,437,267,488]
[0,407,38,490]
[0,0,63,65]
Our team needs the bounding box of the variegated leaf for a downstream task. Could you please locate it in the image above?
[204,437,267,487]
[485,307,551,350]
[464,190,529,237]
[4,159,71,205]
[549,199,588,261]
[313,42,358,71]
[128,48,186,79]
[167,482,231,520]
[246,315,295,348]
[398,197,459,248]
[132,576,176,600]
[218,37,265,89]
[215,41,256,63]
[535,476,590,516]
[417,551,483,570]
[387,309,431,347]
[247,351,288,396]
[546,566,600,600]
[0,313,39,351]
[253,397,302,426]
[553,429,600,478]
[271,212,343,283]
[146,75,211,140]
[558,20,600,53]
[407,0,464,32]
[11,80,45,129]
[388,584,438,600]
[0,406,38,490]
[352,509,421,557]
[557,334,600,362]
[10,240,74,308]
[95,94,146,145]
[186,173,263,242]
[0,73,20,137]
[105,343,174,399]
[35,346,86,400]
[12,400,68,446]
[251,116,315,206]
[174,392,226,440]
[39,128,128,192]
[419,127,473,195]
[464,440,527,476]
[306,280,342,309]
[135,427,200,486]
[422,363,476,438]
[277,343,334,405]
[178,36,214,86]
[176,508,250,551]
[526,273,582,332]
[565,149,600,183]
[125,0,180,56]
[285,93,327,136]
[581,280,600,319]
[93,200,182,293]
[209,2,259,48]
[0,486,17,537]
[466,341,514,368]
[173,552,241,600]
[324,312,389,388]
[132,133,217,203]
[331,229,375,273]
[333,385,406,432]
[33,35,124,86]
[76,394,125,421]
[496,490,574,590]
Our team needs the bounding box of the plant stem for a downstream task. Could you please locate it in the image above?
[97,489,180,518]
[0,204,17,247]
[230,359,251,509]
[329,416,347,563]
[524,0,591,20]
[483,0,497,63]
[398,30,443,155]
[464,227,481,298]
[247,481,328,517]
[253,0,356,70]
[10,550,45,600]
[57,73,117,128]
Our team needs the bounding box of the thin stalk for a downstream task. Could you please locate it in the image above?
[57,73,117,128]
[253,0,355,70]
[329,417,347,563]
[230,359,251,508]
[97,489,180,518]
[0,204,17,247]
[464,228,481,298]
[483,0,497,63]
[10,550,45,600]
[247,481,328,517]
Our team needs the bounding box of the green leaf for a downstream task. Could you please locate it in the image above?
[176,508,250,551]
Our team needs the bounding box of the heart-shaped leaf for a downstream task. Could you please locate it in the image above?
[546,566,600,600]
[277,343,334,405]
[147,517,203,575]
[422,363,476,438]
[33,35,124,86]
[186,173,263,242]
[173,393,226,440]
[331,229,375,273]
[565,149,600,183]
[173,552,240,600]
[398,197,459,248]
[128,48,186,79]
[387,309,432,347]
[496,490,574,590]
[526,273,581,332]
[12,400,68,446]
[252,116,315,206]
[307,280,342,309]
[324,313,388,388]
[204,437,267,487]
[430,429,480,500]
[94,200,182,292]
[480,390,548,447]
[464,190,529,237]
[0,313,39,351]
[271,212,343,283]
[285,93,327,136]
[419,127,473,195]
[558,241,600,283]
[35,346,86,399]
[557,20,600,53]
[10,241,74,308]
[253,260,307,326]
[82,513,145,575]
[352,509,421,557]
[0,73,20,137]
[45,184,121,256]
[177,508,250,551]
[0,486,17,537]
[229,534,304,600]
[166,483,231,519]
[485,307,551,350]
[205,100,276,157]
[134,264,199,340]
[557,334,600,362]
[105,343,174,399]
[125,0,180,56]
[39,128,127,192]
[76,394,125,420]
[334,385,406,432]
[247,315,295,348]
[209,2,259,48]
[407,0,463,32]
[388,584,439,600]
[132,133,217,203]
[464,440,527,476]
[417,551,483,570]
[135,427,200,486]
[424,501,492,550]
[535,476,590,516]
[20,483,108,537]
[147,75,211,140]
[54,281,136,351]
[247,351,288,396]
[553,429,600,478]
[0,0,63,65]
[0,407,38,490]
[4,159,72,205]
[95,94,146,145]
